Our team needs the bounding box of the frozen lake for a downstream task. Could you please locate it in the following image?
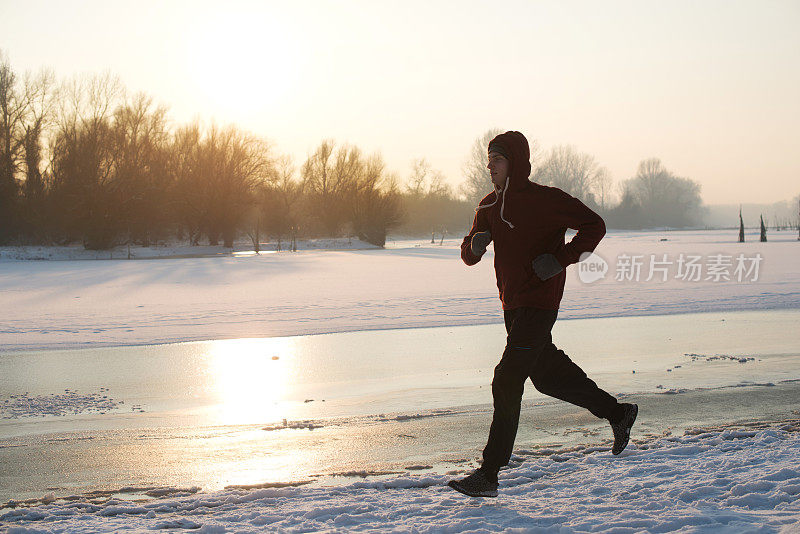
[2,308,799,503]
[3,230,799,353]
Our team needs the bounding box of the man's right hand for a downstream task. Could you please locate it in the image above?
[471,231,492,256]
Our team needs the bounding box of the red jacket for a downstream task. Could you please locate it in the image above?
[461,133,605,311]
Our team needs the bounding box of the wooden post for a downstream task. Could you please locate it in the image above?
[738,205,744,243]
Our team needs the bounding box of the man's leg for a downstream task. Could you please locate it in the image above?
[481,307,558,476]
[529,342,622,421]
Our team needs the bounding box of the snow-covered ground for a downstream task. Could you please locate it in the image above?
[0,237,378,261]
[1,229,799,532]
[1,229,798,352]
[2,421,799,533]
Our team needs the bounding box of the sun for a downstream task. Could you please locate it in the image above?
[184,11,301,119]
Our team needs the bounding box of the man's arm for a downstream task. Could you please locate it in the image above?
[461,207,491,266]
[550,190,606,268]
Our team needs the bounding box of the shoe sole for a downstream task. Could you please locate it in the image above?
[447,480,498,498]
[612,404,638,455]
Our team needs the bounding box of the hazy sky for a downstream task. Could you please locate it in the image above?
[2,0,798,204]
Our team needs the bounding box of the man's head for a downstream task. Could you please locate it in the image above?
[487,131,531,191]
[487,151,510,189]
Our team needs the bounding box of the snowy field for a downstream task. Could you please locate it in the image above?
[1,228,800,533]
[1,229,798,352]
[2,422,800,532]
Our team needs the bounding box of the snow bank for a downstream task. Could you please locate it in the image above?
[2,422,799,533]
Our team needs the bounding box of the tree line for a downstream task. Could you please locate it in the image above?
[2,53,710,251]
[0,54,474,249]
[461,129,707,230]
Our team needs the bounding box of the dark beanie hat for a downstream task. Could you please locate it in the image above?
[487,139,510,160]
[488,131,530,164]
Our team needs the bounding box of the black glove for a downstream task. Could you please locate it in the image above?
[471,231,492,256]
[533,253,563,280]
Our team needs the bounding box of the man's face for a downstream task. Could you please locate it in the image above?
[487,151,510,188]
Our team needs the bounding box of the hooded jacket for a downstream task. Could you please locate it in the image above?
[461,131,606,311]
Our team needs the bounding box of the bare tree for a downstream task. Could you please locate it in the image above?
[406,157,431,198]
[17,69,57,242]
[20,70,55,197]
[406,157,450,199]
[399,157,466,238]
[594,167,613,211]
[277,155,305,251]
[248,154,303,251]
[0,51,26,243]
[111,92,171,246]
[174,123,274,248]
[629,158,668,206]
[301,140,360,236]
[459,128,501,206]
[202,125,272,247]
[622,158,705,228]
[427,170,450,199]
[603,182,642,229]
[351,154,404,247]
[48,72,123,248]
[533,145,601,205]
[246,183,268,253]
[170,122,204,244]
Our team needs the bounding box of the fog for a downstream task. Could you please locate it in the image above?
[1,1,798,206]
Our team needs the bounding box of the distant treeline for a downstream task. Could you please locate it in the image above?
[1,54,714,251]
[461,130,708,231]
[0,56,474,249]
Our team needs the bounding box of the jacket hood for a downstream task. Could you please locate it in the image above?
[477,130,532,228]
[488,130,531,192]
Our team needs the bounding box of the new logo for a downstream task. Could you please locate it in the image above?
[578,252,608,284]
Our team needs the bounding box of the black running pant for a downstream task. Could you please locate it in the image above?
[481,307,620,473]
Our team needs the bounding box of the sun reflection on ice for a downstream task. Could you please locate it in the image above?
[207,338,295,426]
[184,428,319,492]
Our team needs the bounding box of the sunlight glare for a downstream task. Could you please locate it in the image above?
[207,337,295,425]
[185,12,301,118]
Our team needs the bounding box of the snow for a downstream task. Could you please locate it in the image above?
[2,423,799,532]
[1,229,799,532]
[1,229,798,352]
[1,388,120,419]
[0,237,377,262]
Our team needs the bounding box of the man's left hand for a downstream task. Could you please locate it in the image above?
[532,254,563,281]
